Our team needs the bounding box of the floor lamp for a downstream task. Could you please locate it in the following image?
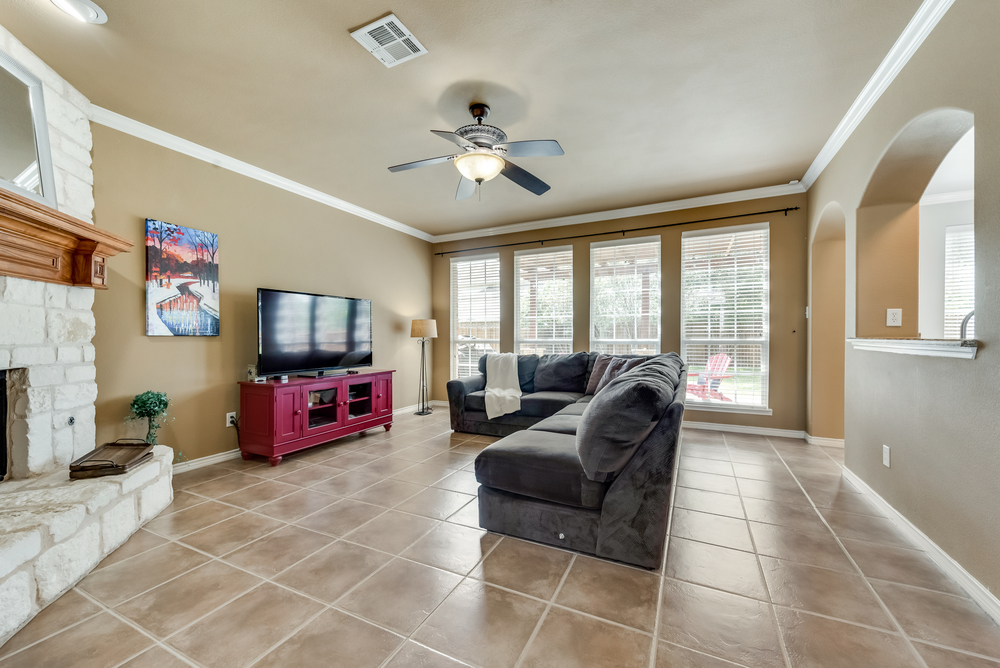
[411,319,437,416]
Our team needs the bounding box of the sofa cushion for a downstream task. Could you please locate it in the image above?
[528,414,583,436]
[534,352,589,392]
[478,354,539,393]
[576,395,594,404]
[576,354,683,482]
[519,391,583,417]
[594,356,647,395]
[466,390,581,417]
[556,403,589,416]
[585,354,614,395]
[475,430,610,509]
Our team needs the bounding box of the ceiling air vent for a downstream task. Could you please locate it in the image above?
[350,14,427,68]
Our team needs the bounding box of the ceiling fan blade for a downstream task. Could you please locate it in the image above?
[496,140,564,158]
[501,160,551,196]
[456,176,476,200]
[388,154,457,173]
[431,130,478,151]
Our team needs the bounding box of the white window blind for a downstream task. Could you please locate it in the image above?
[515,247,573,355]
[944,224,974,339]
[450,254,500,378]
[681,223,769,410]
[590,238,661,355]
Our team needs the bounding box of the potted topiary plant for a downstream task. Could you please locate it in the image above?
[126,390,171,445]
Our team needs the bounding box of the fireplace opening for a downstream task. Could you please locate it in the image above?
[1,369,7,481]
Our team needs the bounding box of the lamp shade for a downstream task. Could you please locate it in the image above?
[411,319,438,338]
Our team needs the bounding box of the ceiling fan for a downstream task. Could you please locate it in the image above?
[388,103,564,200]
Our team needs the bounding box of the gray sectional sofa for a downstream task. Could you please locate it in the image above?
[470,353,687,569]
[447,351,649,437]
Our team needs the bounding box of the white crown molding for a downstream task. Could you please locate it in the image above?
[682,420,805,440]
[89,106,434,243]
[920,189,975,206]
[430,183,806,244]
[799,0,955,190]
[842,467,1000,626]
[848,337,977,359]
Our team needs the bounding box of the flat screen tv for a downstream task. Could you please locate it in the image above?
[257,288,373,376]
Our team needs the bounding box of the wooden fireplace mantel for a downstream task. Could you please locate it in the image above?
[0,187,132,289]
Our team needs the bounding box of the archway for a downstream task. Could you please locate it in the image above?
[856,108,974,338]
[809,202,846,440]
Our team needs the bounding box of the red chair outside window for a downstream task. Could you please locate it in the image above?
[688,353,734,402]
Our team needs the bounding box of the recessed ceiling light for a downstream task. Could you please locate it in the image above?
[51,0,107,24]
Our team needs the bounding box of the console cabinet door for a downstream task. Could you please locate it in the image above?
[302,380,343,437]
[375,374,392,417]
[344,378,375,425]
[274,386,302,444]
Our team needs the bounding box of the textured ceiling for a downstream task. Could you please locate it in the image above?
[0,0,920,236]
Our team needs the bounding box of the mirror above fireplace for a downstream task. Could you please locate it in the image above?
[0,51,57,208]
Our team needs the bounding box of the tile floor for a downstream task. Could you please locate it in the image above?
[3,412,1000,667]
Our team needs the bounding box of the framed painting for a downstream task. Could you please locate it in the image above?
[145,218,220,336]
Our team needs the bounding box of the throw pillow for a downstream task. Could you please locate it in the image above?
[584,354,614,395]
[533,352,589,393]
[576,355,682,481]
[594,356,646,394]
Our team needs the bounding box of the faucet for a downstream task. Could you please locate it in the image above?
[960,309,975,340]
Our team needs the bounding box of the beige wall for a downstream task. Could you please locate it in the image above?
[856,203,920,338]
[432,194,808,432]
[91,125,431,462]
[807,2,1000,592]
[809,238,845,439]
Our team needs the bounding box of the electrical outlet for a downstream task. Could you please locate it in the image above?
[883,445,890,468]
[226,412,237,428]
[886,309,902,327]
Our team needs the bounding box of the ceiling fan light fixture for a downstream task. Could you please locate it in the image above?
[454,152,505,183]
[51,0,107,24]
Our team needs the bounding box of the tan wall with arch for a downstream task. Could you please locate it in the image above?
[806,2,1000,593]
[91,125,432,462]
[808,202,846,439]
[431,194,809,432]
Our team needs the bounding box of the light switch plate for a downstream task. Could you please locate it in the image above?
[883,445,891,468]
[886,309,902,327]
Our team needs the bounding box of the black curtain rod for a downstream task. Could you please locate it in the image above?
[434,206,800,256]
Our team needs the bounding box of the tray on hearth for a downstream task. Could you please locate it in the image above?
[69,439,154,479]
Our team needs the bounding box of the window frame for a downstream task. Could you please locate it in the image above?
[449,253,501,379]
[514,245,574,356]
[680,222,771,415]
[589,236,662,355]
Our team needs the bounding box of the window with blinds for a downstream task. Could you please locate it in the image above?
[515,247,573,355]
[450,254,500,379]
[590,238,661,355]
[944,224,975,339]
[680,223,769,410]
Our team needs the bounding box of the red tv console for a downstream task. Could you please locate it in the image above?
[238,369,394,466]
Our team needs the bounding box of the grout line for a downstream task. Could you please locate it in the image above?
[721,433,794,668]
[0,608,106,662]
[762,436,932,668]
[648,437,685,668]
[243,605,330,668]
[512,554,577,668]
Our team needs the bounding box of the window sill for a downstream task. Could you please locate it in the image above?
[684,402,773,416]
[847,338,978,359]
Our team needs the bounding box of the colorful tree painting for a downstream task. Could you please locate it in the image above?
[145,218,220,336]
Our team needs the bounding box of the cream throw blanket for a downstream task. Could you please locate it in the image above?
[485,352,521,419]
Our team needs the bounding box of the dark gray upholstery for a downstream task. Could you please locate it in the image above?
[533,352,589,393]
[478,354,540,393]
[475,353,687,569]
[475,430,609,509]
[576,355,682,481]
[478,486,601,554]
[528,414,582,436]
[465,391,581,417]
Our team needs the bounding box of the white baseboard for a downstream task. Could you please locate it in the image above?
[682,420,806,440]
[393,400,448,416]
[806,434,845,448]
[173,448,242,474]
[842,467,1000,626]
